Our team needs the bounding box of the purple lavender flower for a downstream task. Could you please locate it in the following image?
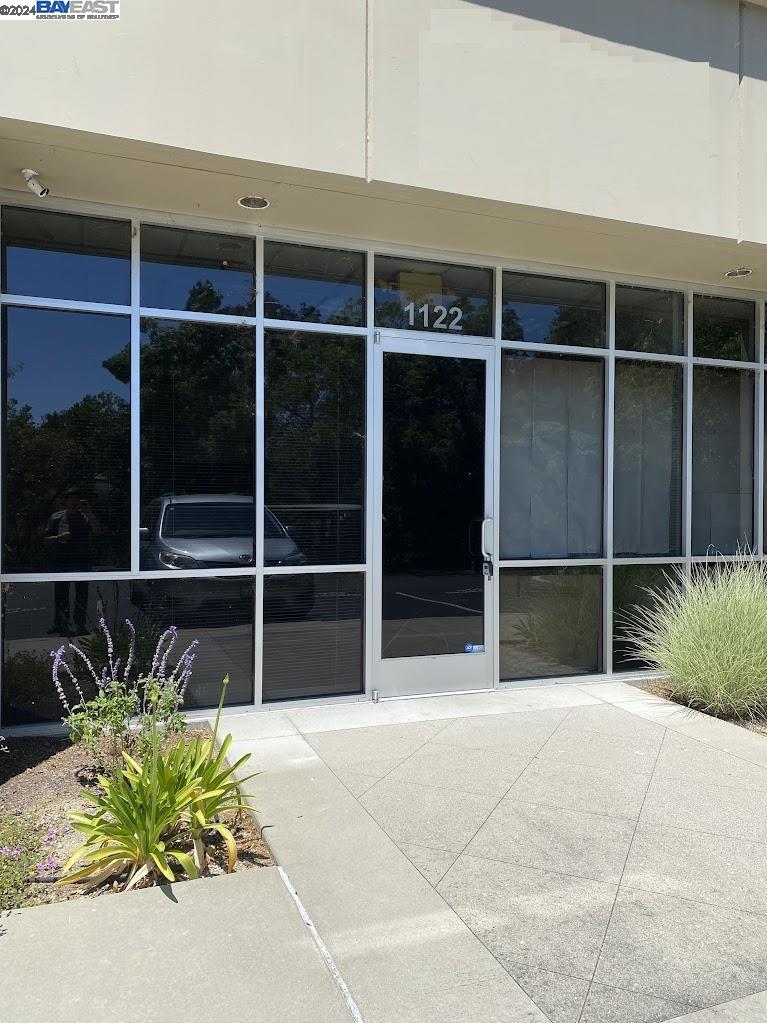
[67,641,99,685]
[51,646,72,713]
[0,847,10,857]
[100,617,116,681]
[124,618,136,684]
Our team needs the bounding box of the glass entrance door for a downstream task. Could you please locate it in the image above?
[373,337,494,697]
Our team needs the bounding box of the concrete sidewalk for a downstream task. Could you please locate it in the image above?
[5,681,767,1022]
[221,681,767,1023]
[0,867,352,1023]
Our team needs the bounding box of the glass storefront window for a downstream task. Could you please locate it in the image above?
[614,361,683,556]
[692,366,754,555]
[140,319,256,569]
[612,563,675,672]
[1,207,131,305]
[264,330,365,566]
[502,272,606,348]
[500,567,602,681]
[374,255,492,336]
[2,307,131,574]
[264,242,365,325]
[1,578,254,724]
[615,284,685,355]
[140,225,256,315]
[262,572,364,701]
[693,295,755,362]
[500,353,604,558]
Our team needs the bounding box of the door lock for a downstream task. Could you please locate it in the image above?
[482,559,493,580]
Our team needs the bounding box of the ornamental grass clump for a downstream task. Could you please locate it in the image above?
[624,556,767,720]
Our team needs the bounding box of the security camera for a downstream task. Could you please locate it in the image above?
[21,169,49,198]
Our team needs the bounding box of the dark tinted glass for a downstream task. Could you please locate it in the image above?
[613,564,675,672]
[692,367,754,554]
[374,255,492,336]
[693,296,755,361]
[264,331,365,566]
[382,351,485,658]
[500,353,603,558]
[1,578,253,725]
[3,308,130,573]
[503,272,606,347]
[1,206,130,304]
[615,285,685,355]
[500,567,602,681]
[264,242,365,325]
[614,361,683,556]
[140,320,255,569]
[262,572,364,701]
[140,225,256,315]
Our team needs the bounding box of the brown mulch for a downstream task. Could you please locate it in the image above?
[0,731,271,909]
[639,679,767,739]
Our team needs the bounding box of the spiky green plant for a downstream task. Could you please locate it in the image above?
[59,716,200,891]
[178,677,258,873]
[623,555,767,720]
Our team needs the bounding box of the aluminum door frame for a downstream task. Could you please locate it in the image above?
[371,333,496,698]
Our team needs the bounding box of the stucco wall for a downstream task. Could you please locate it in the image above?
[0,0,764,243]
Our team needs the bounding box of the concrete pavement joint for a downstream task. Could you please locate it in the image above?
[276,865,365,1023]
[576,728,669,1022]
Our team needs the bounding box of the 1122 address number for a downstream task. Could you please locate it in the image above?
[404,302,463,331]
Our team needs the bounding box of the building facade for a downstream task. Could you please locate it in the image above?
[0,0,766,727]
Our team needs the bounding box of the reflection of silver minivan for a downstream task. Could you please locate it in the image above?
[134,494,312,616]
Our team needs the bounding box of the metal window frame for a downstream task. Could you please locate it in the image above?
[0,188,765,727]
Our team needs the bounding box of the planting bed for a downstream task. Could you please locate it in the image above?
[0,732,270,911]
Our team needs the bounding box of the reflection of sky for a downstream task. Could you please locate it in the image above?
[4,246,130,305]
[504,301,560,342]
[264,275,364,323]
[6,307,129,420]
[140,262,254,314]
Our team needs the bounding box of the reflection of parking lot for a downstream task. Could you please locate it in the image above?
[382,573,483,658]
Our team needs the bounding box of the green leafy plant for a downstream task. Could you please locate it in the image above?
[60,710,200,891]
[66,682,139,766]
[623,555,767,720]
[180,677,257,872]
[59,681,256,891]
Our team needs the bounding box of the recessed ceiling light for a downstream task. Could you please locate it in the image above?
[724,267,753,279]
[237,195,270,210]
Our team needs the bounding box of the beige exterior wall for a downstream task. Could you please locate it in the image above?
[0,0,766,255]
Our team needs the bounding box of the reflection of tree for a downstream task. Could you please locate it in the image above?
[383,354,484,571]
[139,318,255,500]
[615,307,674,354]
[265,333,364,561]
[5,390,130,571]
[694,317,749,361]
[502,300,603,346]
[264,291,364,327]
[501,305,523,341]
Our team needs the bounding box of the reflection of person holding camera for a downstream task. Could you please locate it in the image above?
[44,486,100,635]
